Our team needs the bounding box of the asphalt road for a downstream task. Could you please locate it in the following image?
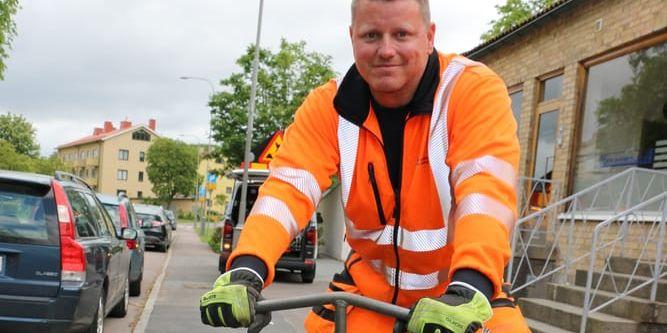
[133,224,342,333]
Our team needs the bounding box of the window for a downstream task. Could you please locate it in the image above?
[573,42,667,192]
[118,149,129,161]
[137,191,143,199]
[138,171,144,182]
[225,187,232,194]
[0,183,59,245]
[139,151,145,162]
[132,130,151,141]
[82,193,111,237]
[91,167,98,178]
[66,190,99,238]
[540,74,563,102]
[117,169,128,181]
[532,111,558,179]
[117,189,126,196]
[92,149,98,158]
[509,90,523,130]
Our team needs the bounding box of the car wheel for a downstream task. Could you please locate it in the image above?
[301,266,316,283]
[158,244,167,252]
[129,273,142,297]
[109,277,129,318]
[86,293,104,333]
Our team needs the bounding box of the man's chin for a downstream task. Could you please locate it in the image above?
[368,81,404,94]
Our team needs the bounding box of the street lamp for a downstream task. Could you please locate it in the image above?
[178,134,205,228]
[236,0,265,245]
[180,76,216,234]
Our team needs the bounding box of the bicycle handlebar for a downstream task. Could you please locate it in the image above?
[255,292,411,332]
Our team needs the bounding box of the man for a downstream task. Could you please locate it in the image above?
[200,0,530,332]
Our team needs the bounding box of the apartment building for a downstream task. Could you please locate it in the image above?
[57,119,160,199]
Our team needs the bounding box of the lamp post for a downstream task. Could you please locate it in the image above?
[180,76,216,234]
[236,0,265,247]
[178,134,205,229]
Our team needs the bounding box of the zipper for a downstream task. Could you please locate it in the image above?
[367,163,387,225]
[390,188,401,304]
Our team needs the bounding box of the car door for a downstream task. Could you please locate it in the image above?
[82,192,124,307]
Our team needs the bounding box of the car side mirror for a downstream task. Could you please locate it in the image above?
[120,228,138,240]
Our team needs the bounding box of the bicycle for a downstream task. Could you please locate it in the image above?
[255,292,411,333]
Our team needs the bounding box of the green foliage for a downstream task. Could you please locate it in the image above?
[207,225,222,254]
[178,210,195,220]
[210,39,336,168]
[146,138,198,207]
[481,0,555,42]
[0,112,40,157]
[0,140,68,175]
[0,0,20,80]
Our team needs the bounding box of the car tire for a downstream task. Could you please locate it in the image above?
[86,293,104,333]
[158,244,167,253]
[129,273,142,297]
[218,258,227,274]
[301,265,316,283]
[109,277,129,318]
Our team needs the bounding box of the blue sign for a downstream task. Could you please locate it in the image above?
[199,185,206,197]
[206,173,218,184]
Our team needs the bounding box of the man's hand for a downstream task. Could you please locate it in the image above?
[199,268,271,333]
[407,283,492,333]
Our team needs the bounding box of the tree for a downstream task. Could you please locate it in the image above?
[210,39,336,168]
[0,0,20,80]
[481,0,555,42]
[0,112,40,157]
[146,138,198,208]
[0,140,68,175]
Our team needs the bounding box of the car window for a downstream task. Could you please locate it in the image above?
[83,193,112,237]
[126,203,138,228]
[231,184,260,225]
[66,189,100,238]
[102,203,123,234]
[0,181,59,246]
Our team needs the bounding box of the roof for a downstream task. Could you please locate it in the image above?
[57,124,159,149]
[0,170,53,186]
[464,0,583,59]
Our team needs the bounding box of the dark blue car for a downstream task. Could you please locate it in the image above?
[0,171,137,332]
[97,193,145,297]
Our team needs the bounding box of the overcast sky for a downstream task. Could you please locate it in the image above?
[0,0,503,156]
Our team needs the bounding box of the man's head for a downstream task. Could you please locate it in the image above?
[349,0,435,108]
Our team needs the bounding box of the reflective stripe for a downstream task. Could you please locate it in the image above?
[454,193,515,231]
[249,196,299,239]
[345,218,447,253]
[338,117,359,206]
[270,167,322,207]
[428,58,469,242]
[370,260,442,290]
[451,155,517,189]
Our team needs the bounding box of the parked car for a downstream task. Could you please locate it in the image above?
[164,209,177,230]
[96,193,145,296]
[218,169,318,283]
[134,204,172,252]
[0,170,137,333]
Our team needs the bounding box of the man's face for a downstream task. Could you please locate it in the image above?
[350,0,435,102]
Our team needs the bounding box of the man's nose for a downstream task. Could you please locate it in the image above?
[377,36,397,59]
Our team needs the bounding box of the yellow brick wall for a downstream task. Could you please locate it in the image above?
[473,0,667,197]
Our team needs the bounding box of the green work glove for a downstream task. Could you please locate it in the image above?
[407,282,492,333]
[199,268,271,333]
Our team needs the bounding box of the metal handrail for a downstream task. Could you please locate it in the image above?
[579,192,666,332]
[507,167,667,293]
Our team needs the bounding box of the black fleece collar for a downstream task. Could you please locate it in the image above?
[333,50,441,127]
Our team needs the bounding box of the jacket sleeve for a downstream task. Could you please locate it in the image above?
[227,81,340,286]
[445,65,519,297]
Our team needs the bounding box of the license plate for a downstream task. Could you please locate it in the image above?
[0,255,4,275]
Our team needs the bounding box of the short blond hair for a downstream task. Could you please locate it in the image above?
[351,0,431,24]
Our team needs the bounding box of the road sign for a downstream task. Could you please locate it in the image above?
[258,131,283,163]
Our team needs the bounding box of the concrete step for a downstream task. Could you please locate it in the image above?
[609,256,664,278]
[525,318,575,333]
[547,283,667,323]
[519,297,639,332]
[575,270,667,302]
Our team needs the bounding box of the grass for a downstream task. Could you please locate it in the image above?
[196,222,221,253]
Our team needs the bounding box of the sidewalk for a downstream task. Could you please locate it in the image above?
[141,224,339,333]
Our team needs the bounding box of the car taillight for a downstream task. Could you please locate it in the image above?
[221,220,233,252]
[306,226,317,246]
[152,221,162,227]
[52,180,86,283]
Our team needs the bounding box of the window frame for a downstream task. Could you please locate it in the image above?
[117,169,128,181]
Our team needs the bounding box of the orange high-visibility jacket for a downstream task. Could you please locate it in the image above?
[229,52,519,307]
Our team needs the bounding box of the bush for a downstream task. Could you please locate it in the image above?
[178,210,195,220]
[207,225,222,254]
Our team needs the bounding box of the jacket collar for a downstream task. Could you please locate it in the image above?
[333,50,441,127]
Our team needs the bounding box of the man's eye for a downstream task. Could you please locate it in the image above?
[365,32,378,39]
[396,31,408,39]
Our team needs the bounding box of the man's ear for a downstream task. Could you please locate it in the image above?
[427,23,436,52]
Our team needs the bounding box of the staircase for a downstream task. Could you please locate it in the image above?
[520,256,667,332]
[507,168,667,333]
